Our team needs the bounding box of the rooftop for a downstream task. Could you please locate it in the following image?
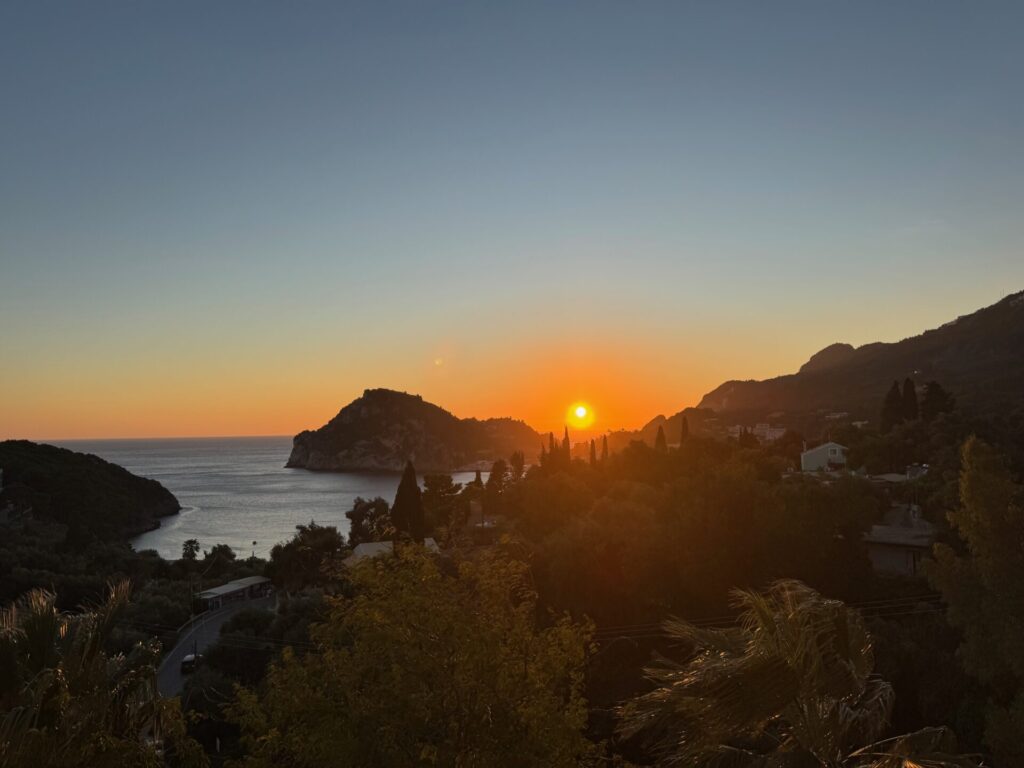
[196,575,270,599]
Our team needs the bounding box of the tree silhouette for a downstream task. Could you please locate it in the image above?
[391,460,425,543]
[589,439,597,467]
[880,380,904,432]
[679,415,689,444]
[920,380,955,421]
[181,538,200,561]
[346,496,393,546]
[509,451,525,482]
[902,377,919,421]
[601,435,608,463]
[654,425,667,453]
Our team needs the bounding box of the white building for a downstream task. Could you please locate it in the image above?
[800,442,847,472]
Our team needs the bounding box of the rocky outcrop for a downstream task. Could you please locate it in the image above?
[287,389,541,472]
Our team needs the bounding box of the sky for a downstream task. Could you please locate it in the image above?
[2,1,1023,440]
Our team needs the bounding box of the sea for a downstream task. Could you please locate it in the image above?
[55,436,483,560]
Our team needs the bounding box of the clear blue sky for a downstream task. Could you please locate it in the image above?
[2,1,1023,438]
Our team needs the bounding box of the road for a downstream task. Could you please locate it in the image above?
[158,595,276,698]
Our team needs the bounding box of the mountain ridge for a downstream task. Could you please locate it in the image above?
[697,290,1024,423]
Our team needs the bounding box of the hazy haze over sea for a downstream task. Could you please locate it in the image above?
[56,436,481,560]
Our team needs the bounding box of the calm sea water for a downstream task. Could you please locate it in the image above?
[56,436,481,560]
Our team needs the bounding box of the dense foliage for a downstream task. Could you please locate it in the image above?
[228,547,594,767]
[0,581,206,768]
[617,580,979,767]
[928,438,1024,766]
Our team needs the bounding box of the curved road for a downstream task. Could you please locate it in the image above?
[158,595,276,698]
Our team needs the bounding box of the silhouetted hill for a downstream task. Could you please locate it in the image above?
[287,389,542,472]
[0,440,180,539]
[698,290,1024,423]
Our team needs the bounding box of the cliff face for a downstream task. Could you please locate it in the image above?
[0,440,180,539]
[698,290,1024,420]
[287,389,541,472]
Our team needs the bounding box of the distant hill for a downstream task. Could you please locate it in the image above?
[287,389,542,472]
[589,408,721,456]
[0,440,180,539]
[698,290,1024,424]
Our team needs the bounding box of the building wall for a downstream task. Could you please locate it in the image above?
[867,544,922,576]
[801,443,847,471]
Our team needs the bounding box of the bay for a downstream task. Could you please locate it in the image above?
[56,436,482,560]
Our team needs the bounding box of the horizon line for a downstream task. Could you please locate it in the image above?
[8,433,295,443]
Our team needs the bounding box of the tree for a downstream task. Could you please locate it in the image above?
[181,538,200,561]
[881,380,905,433]
[562,427,571,460]
[920,380,955,421]
[203,543,237,574]
[589,439,597,467]
[228,548,593,767]
[679,415,689,444]
[486,459,508,496]
[617,580,979,767]
[268,521,345,592]
[902,377,919,421]
[0,582,207,767]
[601,435,608,462]
[928,437,1024,765]
[485,459,509,516]
[654,425,667,453]
[422,474,464,534]
[738,427,759,448]
[391,460,425,543]
[509,451,525,482]
[345,496,392,546]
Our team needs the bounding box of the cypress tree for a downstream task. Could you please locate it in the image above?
[601,435,609,462]
[920,380,955,421]
[655,425,668,453]
[880,380,904,433]
[391,460,425,543]
[548,432,557,455]
[562,426,570,459]
[901,378,919,421]
[680,415,690,444]
[589,439,597,467]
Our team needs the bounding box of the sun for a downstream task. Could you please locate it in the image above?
[566,402,595,429]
